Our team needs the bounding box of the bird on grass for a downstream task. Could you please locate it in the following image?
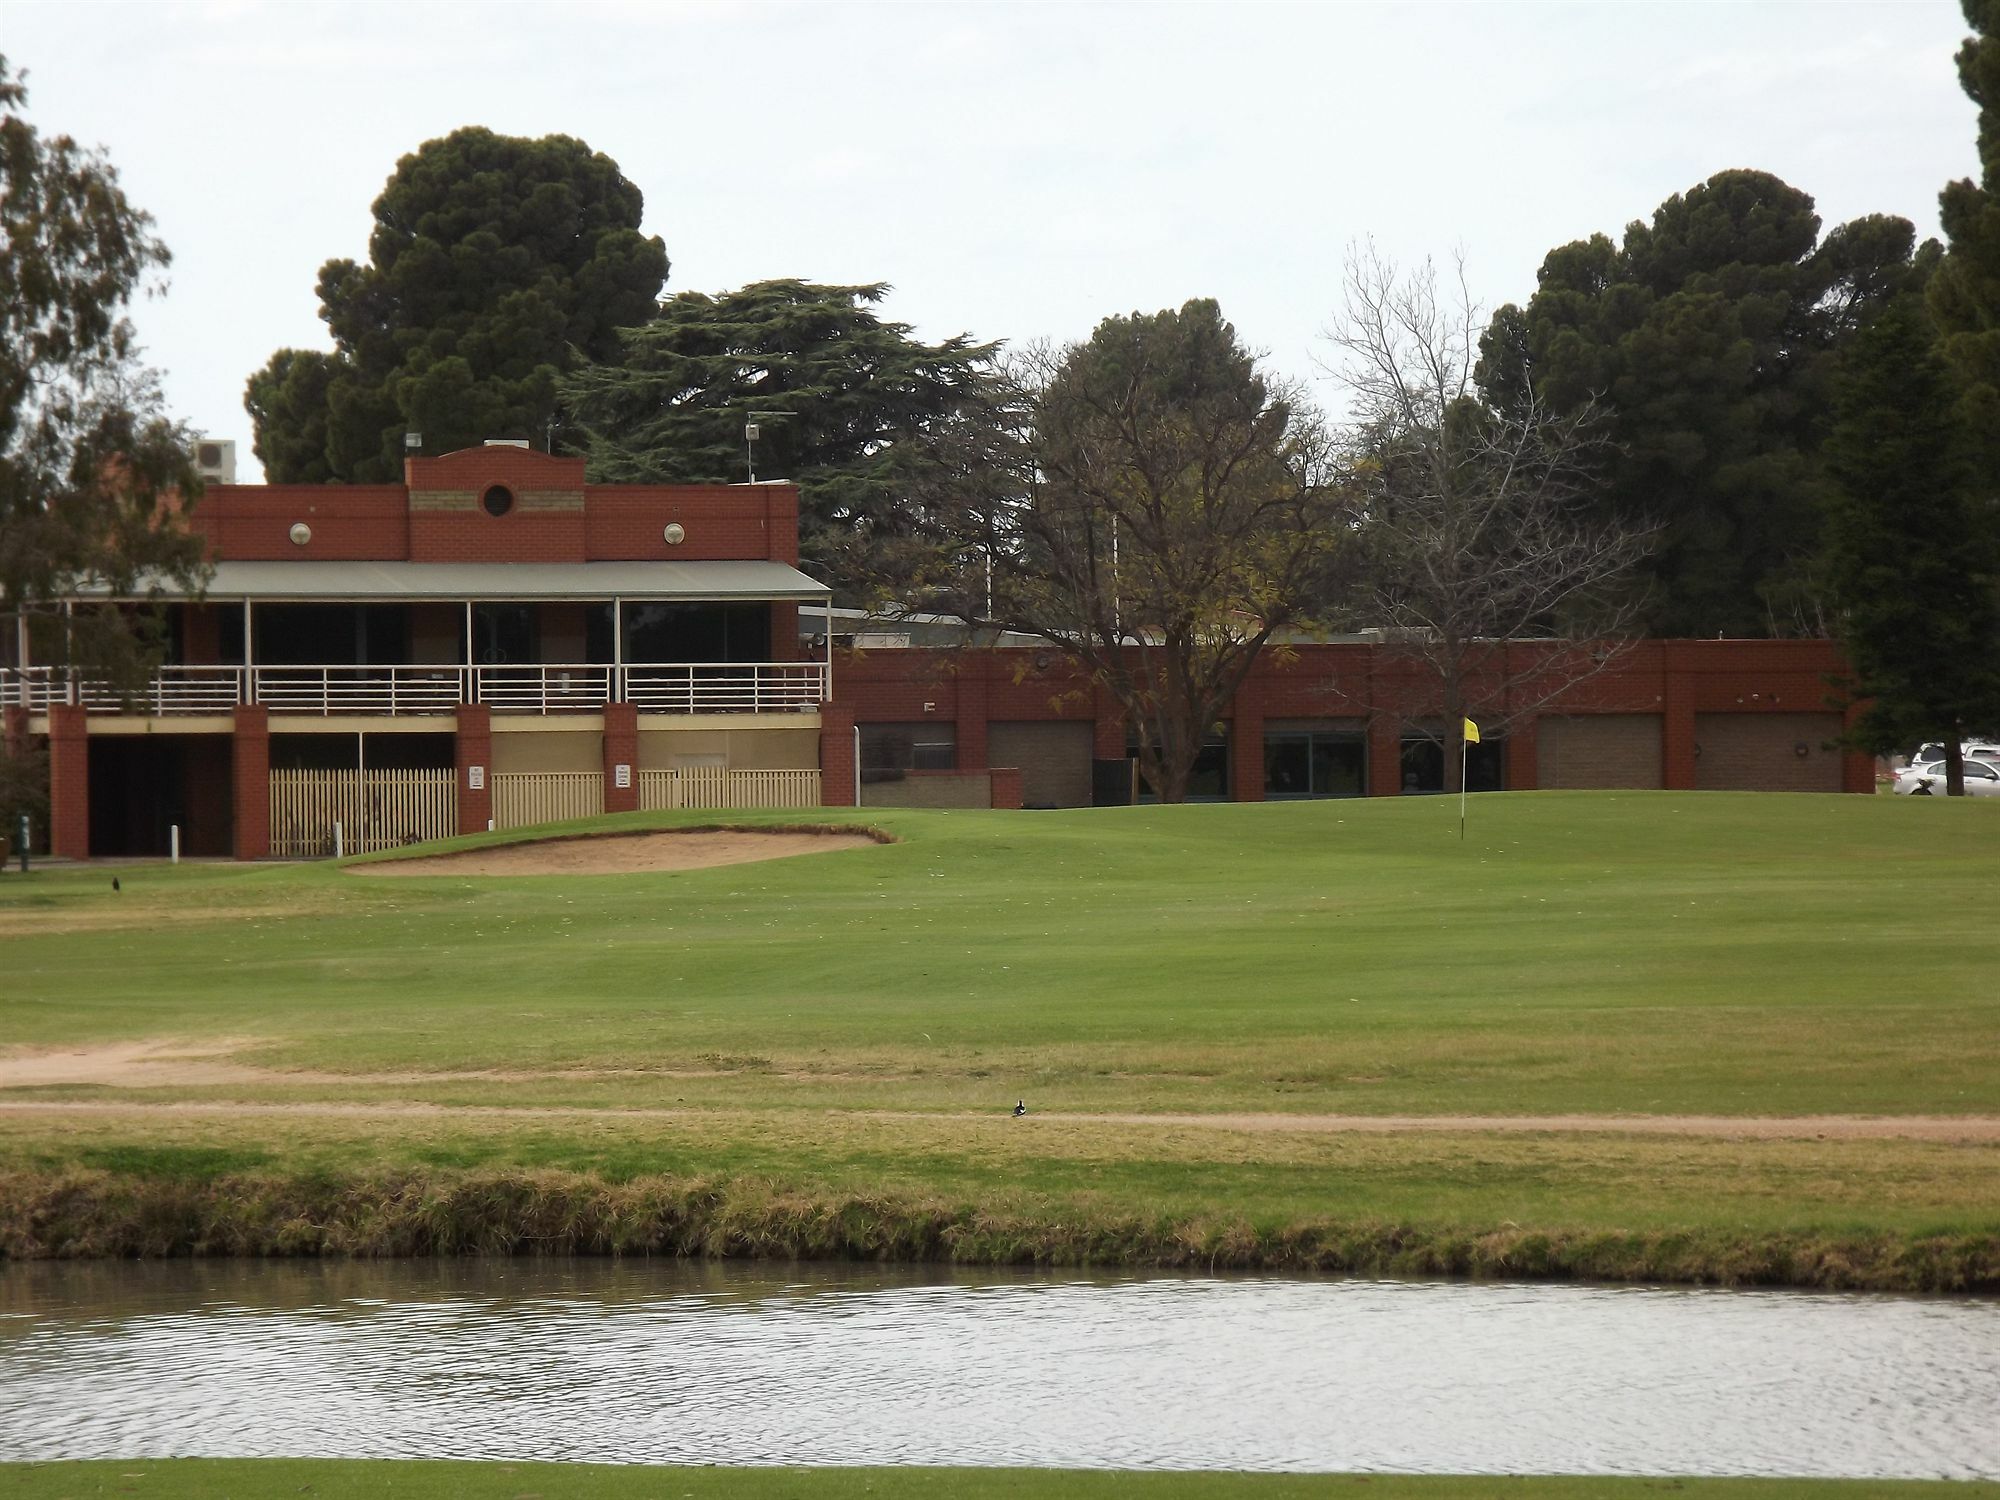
[1012,1100,1027,1117]
[111,877,120,892]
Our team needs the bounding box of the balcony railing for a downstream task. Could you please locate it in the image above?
[0,662,828,718]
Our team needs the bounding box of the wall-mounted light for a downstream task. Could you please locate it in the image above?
[1793,742,1811,758]
[289,523,312,546]
[663,523,685,545]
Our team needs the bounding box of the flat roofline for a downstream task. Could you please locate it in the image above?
[80,559,832,604]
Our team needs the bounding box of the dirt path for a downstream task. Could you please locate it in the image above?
[0,1096,1995,1140]
[345,827,882,878]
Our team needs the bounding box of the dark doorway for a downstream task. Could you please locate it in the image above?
[622,603,771,663]
[87,736,233,857]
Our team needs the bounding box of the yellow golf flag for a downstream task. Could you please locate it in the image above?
[1462,717,1481,745]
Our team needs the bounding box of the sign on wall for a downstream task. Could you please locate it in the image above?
[467,765,486,791]
[614,763,632,789]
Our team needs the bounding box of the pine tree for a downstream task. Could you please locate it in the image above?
[1823,297,2000,794]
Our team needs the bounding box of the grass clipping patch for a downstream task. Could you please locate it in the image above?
[2,1166,1995,1294]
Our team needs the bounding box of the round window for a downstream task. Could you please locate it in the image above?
[482,484,515,517]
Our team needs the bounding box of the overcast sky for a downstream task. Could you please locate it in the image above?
[6,0,1981,480]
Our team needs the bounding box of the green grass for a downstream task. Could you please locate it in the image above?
[2,794,1997,1280]
[1,1463,1992,1499]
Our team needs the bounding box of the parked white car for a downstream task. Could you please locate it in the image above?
[1894,758,2000,796]
[1914,740,2000,764]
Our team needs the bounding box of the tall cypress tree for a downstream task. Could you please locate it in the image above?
[1930,0,2000,460]
[1823,296,2000,793]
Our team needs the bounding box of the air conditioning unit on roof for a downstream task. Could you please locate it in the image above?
[193,438,236,484]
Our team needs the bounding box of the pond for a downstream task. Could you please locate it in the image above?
[1,1260,1995,1478]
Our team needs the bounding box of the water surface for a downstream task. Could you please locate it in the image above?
[1,1260,1995,1478]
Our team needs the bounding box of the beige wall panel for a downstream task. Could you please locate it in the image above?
[987,721,1094,807]
[1539,715,1663,790]
[726,729,820,770]
[1694,712,1843,792]
[638,729,728,768]
[491,730,601,774]
[863,773,993,808]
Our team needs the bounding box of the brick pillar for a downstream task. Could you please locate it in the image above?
[182,605,221,665]
[1367,713,1402,797]
[1662,668,1697,790]
[956,661,990,774]
[456,704,492,835]
[1092,688,1125,759]
[1839,700,1875,794]
[820,703,855,806]
[1230,700,1264,803]
[989,766,1024,809]
[1507,715,1540,791]
[231,705,270,860]
[768,603,800,662]
[603,701,639,814]
[2,704,26,757]
[46,704,89,859]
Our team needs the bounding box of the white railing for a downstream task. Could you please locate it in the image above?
[475,664,615,714]
[622,662,827,714]
[2,665,246,714]
[253,666,467,716]
[1,660,828,717]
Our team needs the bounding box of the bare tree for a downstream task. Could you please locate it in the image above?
[913,300,1357,802]
[1324,246,1654,790]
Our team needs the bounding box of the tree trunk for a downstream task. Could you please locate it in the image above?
[1946,738,1966,797]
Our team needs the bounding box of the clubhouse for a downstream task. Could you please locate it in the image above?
[0,443,1871,859]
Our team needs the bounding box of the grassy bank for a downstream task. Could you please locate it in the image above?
[3,1464,1995,1499]
[4,1164,1994,1289]
[2,793,1997,1284]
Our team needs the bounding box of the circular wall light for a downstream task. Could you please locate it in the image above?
[1794,742,1811,758]
[288,523,312,546]
[663,523,686,545]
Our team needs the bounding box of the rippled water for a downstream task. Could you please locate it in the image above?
[1,1260,1996,1477]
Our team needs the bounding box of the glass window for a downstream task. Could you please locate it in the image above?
[1129,735,1230,802]
[1266,731,1365,798]
[860,723,956,781]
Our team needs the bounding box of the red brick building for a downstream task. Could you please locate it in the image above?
[1,446,1871,859]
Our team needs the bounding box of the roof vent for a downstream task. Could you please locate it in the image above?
[483,438,531,449]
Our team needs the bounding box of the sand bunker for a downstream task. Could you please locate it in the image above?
[346,827,883,878]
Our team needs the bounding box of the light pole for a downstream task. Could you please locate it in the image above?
[743,411,790,484]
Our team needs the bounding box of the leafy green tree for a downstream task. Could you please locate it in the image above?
[1479,170,1926,637]
[1932,1,2000,469]
[916,300,1351,803]
[246,127,667,481]
[560,280,1000,592]
[1824,294,2000,795]
[2,56,205,709]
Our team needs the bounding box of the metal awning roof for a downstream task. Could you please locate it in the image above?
[103,560,830,603]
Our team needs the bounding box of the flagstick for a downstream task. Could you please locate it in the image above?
[1459,735,1468,842]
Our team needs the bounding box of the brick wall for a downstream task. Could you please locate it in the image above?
[1694,712,1845,792]
[1538,715,1664,789]
[987,721,1094,807]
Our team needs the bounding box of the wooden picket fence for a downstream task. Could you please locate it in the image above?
[270,769,457,859]
[491,771,605,831]
[637,767,821,812]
